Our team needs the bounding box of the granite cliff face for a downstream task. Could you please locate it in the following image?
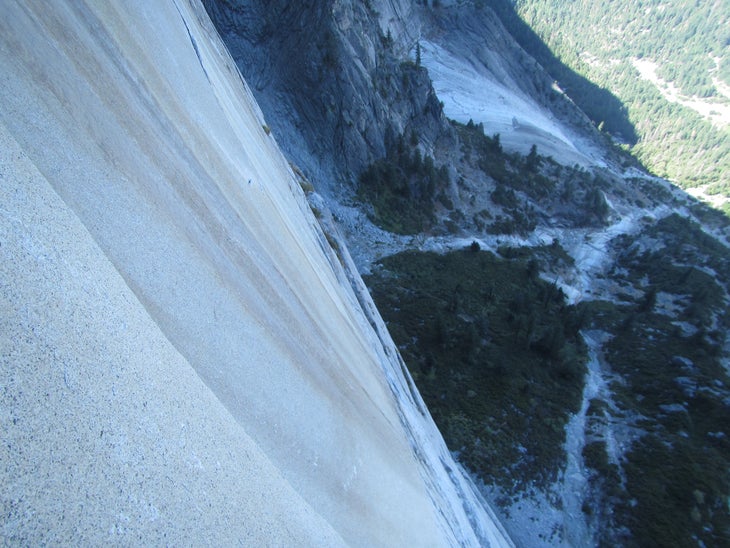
[0,1,511,545]
[203,0,445,191]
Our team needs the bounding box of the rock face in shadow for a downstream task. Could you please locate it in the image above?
[203,0,448,192]
[0,1,511,546]
[203,1,610,197]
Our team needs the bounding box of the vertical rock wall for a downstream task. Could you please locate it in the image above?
[0,1,511,545]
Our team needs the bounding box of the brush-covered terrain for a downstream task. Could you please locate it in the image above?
[576,213,730,546]
[365,244,586,491]
[362,132,730,545]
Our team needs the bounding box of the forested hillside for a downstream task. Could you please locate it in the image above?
[493,0,730,210]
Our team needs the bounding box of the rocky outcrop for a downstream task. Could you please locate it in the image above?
[420,1,606,158]
[203,0,448,193]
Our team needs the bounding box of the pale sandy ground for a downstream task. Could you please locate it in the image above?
[0,1,510,545]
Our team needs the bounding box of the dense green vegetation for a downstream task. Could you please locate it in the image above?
[364,211,730,545]
[357,95,730,544]
[364,246,587,491]
[357,132,449,234]
[491,0,730,198]
[515,0,730,99]
[578,214,730,546]
[359,120,616,236]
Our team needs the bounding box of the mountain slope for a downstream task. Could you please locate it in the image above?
[202,0,446,193]
[0,1,511,545]
[203,1,730,545]
[505,0,730,206]
[419,3,608,168]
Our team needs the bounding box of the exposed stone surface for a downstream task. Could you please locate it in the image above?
[203,0,446,193]
[0,123,343,546]
[0,1,511,545]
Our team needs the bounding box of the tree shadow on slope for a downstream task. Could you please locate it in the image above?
[489,0,638,145]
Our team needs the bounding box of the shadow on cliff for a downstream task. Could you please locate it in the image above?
[489,0,638,145]
[203,0,449,192]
